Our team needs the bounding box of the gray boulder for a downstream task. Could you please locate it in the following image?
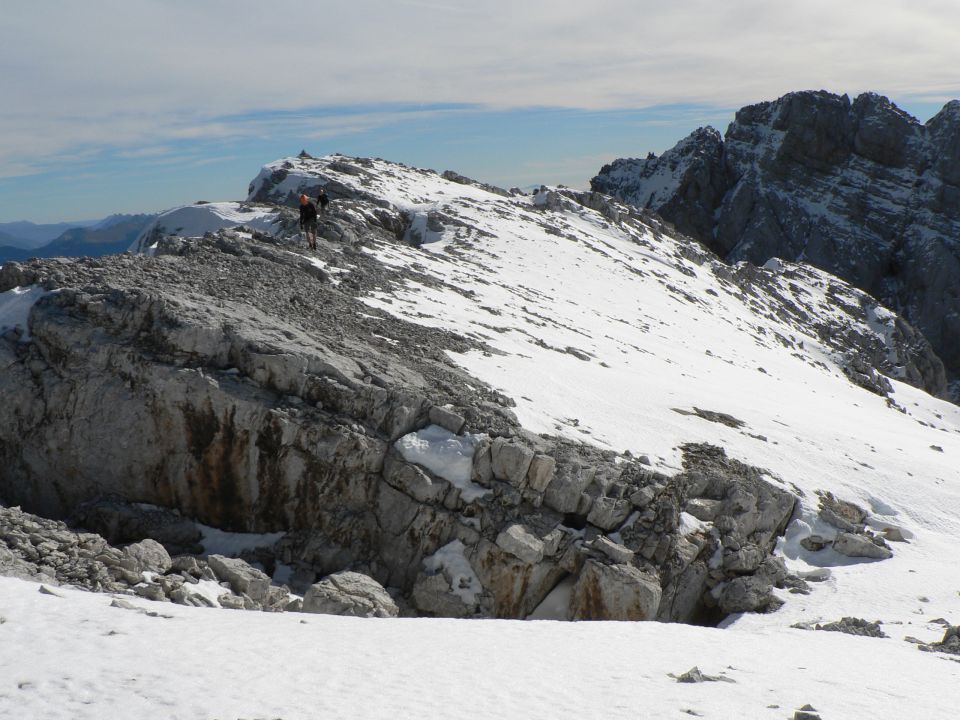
[302,570,399,618]
[525,454,556,493]
[586,497,632,532]
[121,539,172,575]
[832,532,893,560]
[207,555,272,602]
[428,406,466,434]
[569,560,661,621]
[817,491,867,533]
[411,572,477,618]
[716,575,784,614]
[588,536,634,565]
[490,438,535,487]
[495,524,545,565]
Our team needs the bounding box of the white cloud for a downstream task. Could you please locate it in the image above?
[1,0,959,175]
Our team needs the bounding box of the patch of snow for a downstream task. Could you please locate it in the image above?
[394,424,489,501]
[422,540,482,606]
[678,512,709,537]
[189,578,232,607]
[129,202,282,253]
[3,573,959,719]
[198,525,285,556]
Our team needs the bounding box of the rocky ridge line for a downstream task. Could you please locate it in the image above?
[0,155,920,622]
[592,90,960,395]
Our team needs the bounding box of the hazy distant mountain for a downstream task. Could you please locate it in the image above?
[0,220,99,249]
[0,214,155,263]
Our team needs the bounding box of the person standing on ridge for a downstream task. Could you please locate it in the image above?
[317,188,330,215]
[299,193,318,250]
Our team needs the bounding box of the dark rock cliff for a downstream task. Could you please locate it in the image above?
[592,90,960,394]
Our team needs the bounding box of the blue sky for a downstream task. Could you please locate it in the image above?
[2,1,959,224]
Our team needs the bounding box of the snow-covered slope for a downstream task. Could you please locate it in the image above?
[289,154,959,588]
[3,153,960,718]
[128,201,285,253]
[592,91,960,391]
[2,572,957,720]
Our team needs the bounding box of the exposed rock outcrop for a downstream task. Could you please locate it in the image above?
[2,153,926,623]
[593,90,959,395]
[302,570,399,618]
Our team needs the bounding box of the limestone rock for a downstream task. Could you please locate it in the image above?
[832,532,893,560]
[71,496,202,554]
[800,535,830,552]
[716,575,784,614]
[207,555,272,602]
[586,497,632,532]
[793,705,822,720]
[490,438,535,487]
[817,491,867,533]
[428,406,466,434]
[815,617,886,638]
[588,536,634,565]
[411,572,477,618]
[525,454,556,493]
[383,453,448,503]
[302,570,399,618]
[121,539,172,575]
[495,524,544,565]
[684,498,722,521]
[569,560,661,621]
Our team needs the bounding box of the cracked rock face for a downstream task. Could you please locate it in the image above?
[592,90,960,395]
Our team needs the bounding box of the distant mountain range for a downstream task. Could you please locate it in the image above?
[0,214,156,262]
[0,220,96,249]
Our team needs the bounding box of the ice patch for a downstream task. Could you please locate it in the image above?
[528,576,576,620]
[422,540,483,606]
[199,525,285,556]
[678,511,709,537]
[395,424,489,501]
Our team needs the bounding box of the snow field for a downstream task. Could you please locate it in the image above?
[1,575,957,720]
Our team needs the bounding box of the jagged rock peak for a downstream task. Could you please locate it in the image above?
[592,89,960,395]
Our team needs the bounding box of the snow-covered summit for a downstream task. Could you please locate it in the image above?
[129,201,285,253]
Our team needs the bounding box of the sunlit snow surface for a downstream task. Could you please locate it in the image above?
[3,156,959,718]
[1,575,958,719]
[128,201,283,253]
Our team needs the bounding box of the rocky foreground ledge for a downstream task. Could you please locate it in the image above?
[0,155,933,622]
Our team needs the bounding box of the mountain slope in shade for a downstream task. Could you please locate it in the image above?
[591,91,960,392]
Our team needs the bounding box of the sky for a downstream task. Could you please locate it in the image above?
[2,0,959,224]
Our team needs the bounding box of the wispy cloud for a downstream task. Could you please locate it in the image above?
[4,0,958,174]
[2,0,959,219]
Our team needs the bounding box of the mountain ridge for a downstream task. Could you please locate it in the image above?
[2,153,957,628]
[0,214,155,263]
[591,90,960,395]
